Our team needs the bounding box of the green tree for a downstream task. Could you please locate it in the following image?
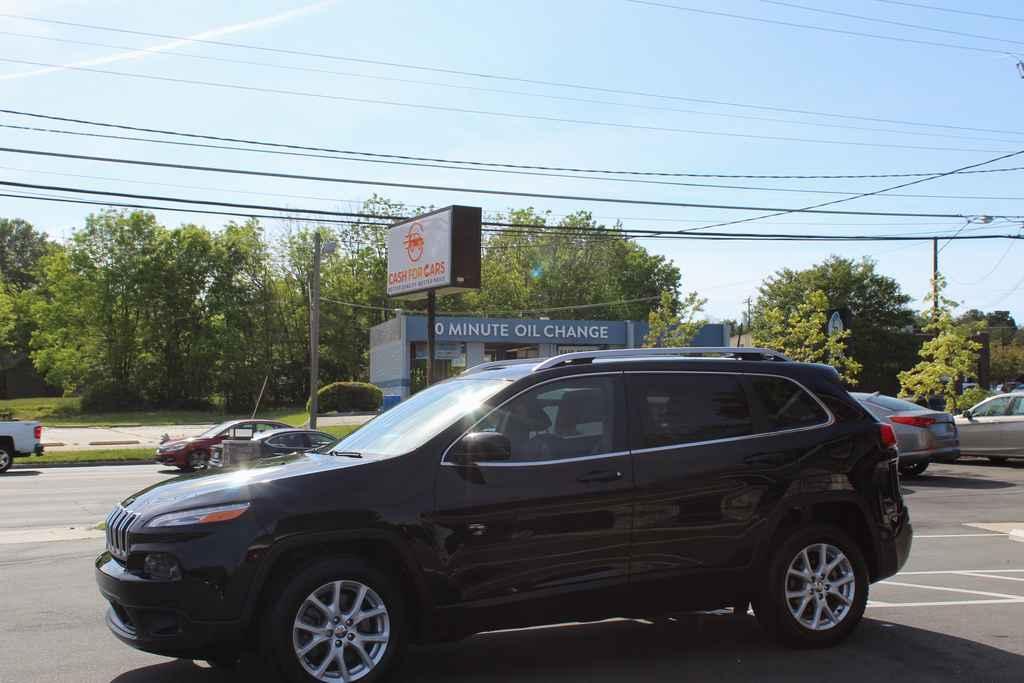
[753,290,862,384]
[754,256,915,392]
[898,276,982,412]
[0,277,14,356]
[458,209,680,320]
[990,342,1024,387]
[0,218,50,289]
[643,290,707,347]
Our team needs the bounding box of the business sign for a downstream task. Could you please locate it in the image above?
[386,206,481,299]
[405,316,634,345]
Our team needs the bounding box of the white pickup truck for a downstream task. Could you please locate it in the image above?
[0,420,44,473]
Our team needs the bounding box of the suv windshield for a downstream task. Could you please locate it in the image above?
[331,378,510,457]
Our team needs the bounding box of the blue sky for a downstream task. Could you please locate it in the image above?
[1,0,1023,322]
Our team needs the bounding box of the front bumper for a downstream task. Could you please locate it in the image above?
[95,552,243,658]
[154,450,186,466]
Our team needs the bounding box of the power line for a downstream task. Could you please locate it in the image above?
[11,120,1024,201]
[0,58,1009,155]
[9,109,1024,182]
[759,0,1024,48]
[951,239,1018,286]
[0,180,972,238]
[2,12,1020,138]
[626,0,1014,56]
[868,0,1024,25]
[684,147,1024,232]
[4,158,978,228]
[3,30,1023,147]
[5,189,1021,242]
[0,146,989,219]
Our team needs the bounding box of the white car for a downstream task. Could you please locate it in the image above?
[955,392,1024,463]
[0,419,44,473]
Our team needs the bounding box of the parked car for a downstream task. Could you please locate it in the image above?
[97,347,910,681]
[209,428,339,467]
[852,392,959,477]
[956,392,1024,463]
[0,419,44,473]
[155,419,291,471]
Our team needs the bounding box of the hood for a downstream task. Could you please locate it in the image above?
[122,453,366,516]
[158,436,198,450]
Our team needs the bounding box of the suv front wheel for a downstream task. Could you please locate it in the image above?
[756,524,869,648]
[263,557,406,683]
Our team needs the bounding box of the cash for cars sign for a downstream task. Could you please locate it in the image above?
[386,206,481,299]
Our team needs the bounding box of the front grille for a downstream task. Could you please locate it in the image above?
[105,505,140,561]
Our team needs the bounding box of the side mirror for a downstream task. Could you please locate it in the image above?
[961,409,973,420]
[450,432,511,465]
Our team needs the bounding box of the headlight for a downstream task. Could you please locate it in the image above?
[147,502,250,528]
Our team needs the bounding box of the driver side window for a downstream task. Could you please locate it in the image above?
[974,398,1010,417]
[474,375,619,463]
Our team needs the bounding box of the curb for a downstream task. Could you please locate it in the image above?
[12,459,157,469]
[87,440,141,446]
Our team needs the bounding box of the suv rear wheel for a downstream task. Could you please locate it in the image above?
[756,524,869,648]
[263,557,406,683]
[0,447,12,473]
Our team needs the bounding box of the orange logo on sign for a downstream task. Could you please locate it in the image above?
[404,223,425,262]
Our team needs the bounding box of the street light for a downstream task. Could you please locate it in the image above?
[309,233,337,430]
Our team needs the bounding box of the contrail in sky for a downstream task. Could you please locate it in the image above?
[0,0,335,80]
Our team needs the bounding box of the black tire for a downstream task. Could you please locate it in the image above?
[0,448,12,474]
[262,557,407,683]
[900,462,928,477]
[755,524,869,648]
[988,457,1009,465]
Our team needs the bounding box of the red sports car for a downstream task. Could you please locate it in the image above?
[155,419,291,470]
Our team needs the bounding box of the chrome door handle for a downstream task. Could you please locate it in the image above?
[468,523,487,536]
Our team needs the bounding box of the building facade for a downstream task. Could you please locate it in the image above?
[370,314,730,398]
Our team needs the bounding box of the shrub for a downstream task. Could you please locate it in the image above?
[79,380,146,412]
[307,382,382,414]
[959,387,990,413]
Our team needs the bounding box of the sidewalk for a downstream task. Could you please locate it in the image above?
[41,414,372,451]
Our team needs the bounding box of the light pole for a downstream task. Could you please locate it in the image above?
[309,233,337,430]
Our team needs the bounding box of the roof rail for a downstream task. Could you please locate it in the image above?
[461,358,540,375]
[533,347,791,372]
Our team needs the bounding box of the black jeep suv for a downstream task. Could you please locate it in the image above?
[96,348,911,682]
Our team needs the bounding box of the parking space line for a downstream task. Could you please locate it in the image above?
[897,569,1024,575]
[868,598,1024,608]
[881,580,1024,600]
[953,571,1024,582]
[915,533,1005,538]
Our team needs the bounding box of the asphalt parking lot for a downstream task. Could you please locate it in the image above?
[1,458,1022,682]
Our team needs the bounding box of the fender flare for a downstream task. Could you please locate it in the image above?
[241,528,433,626]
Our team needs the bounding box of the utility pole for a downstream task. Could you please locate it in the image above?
[309,232,322,430]
[426,289,437,385]
[307,234,337,429]
[932,237,939,319]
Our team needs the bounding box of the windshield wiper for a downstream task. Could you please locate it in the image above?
[330,451,363,459]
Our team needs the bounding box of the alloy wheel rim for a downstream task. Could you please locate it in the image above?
[292,579,390,681]
[0,450,9,469]
[784,543,856,631]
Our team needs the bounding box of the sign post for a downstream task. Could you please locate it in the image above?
[386,206,481,386]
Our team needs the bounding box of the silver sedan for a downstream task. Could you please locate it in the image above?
[853,392,959,477]
[956,392,1024,464]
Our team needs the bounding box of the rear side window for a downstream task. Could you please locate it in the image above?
[630,373,753,449]
[750,376,830,432]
